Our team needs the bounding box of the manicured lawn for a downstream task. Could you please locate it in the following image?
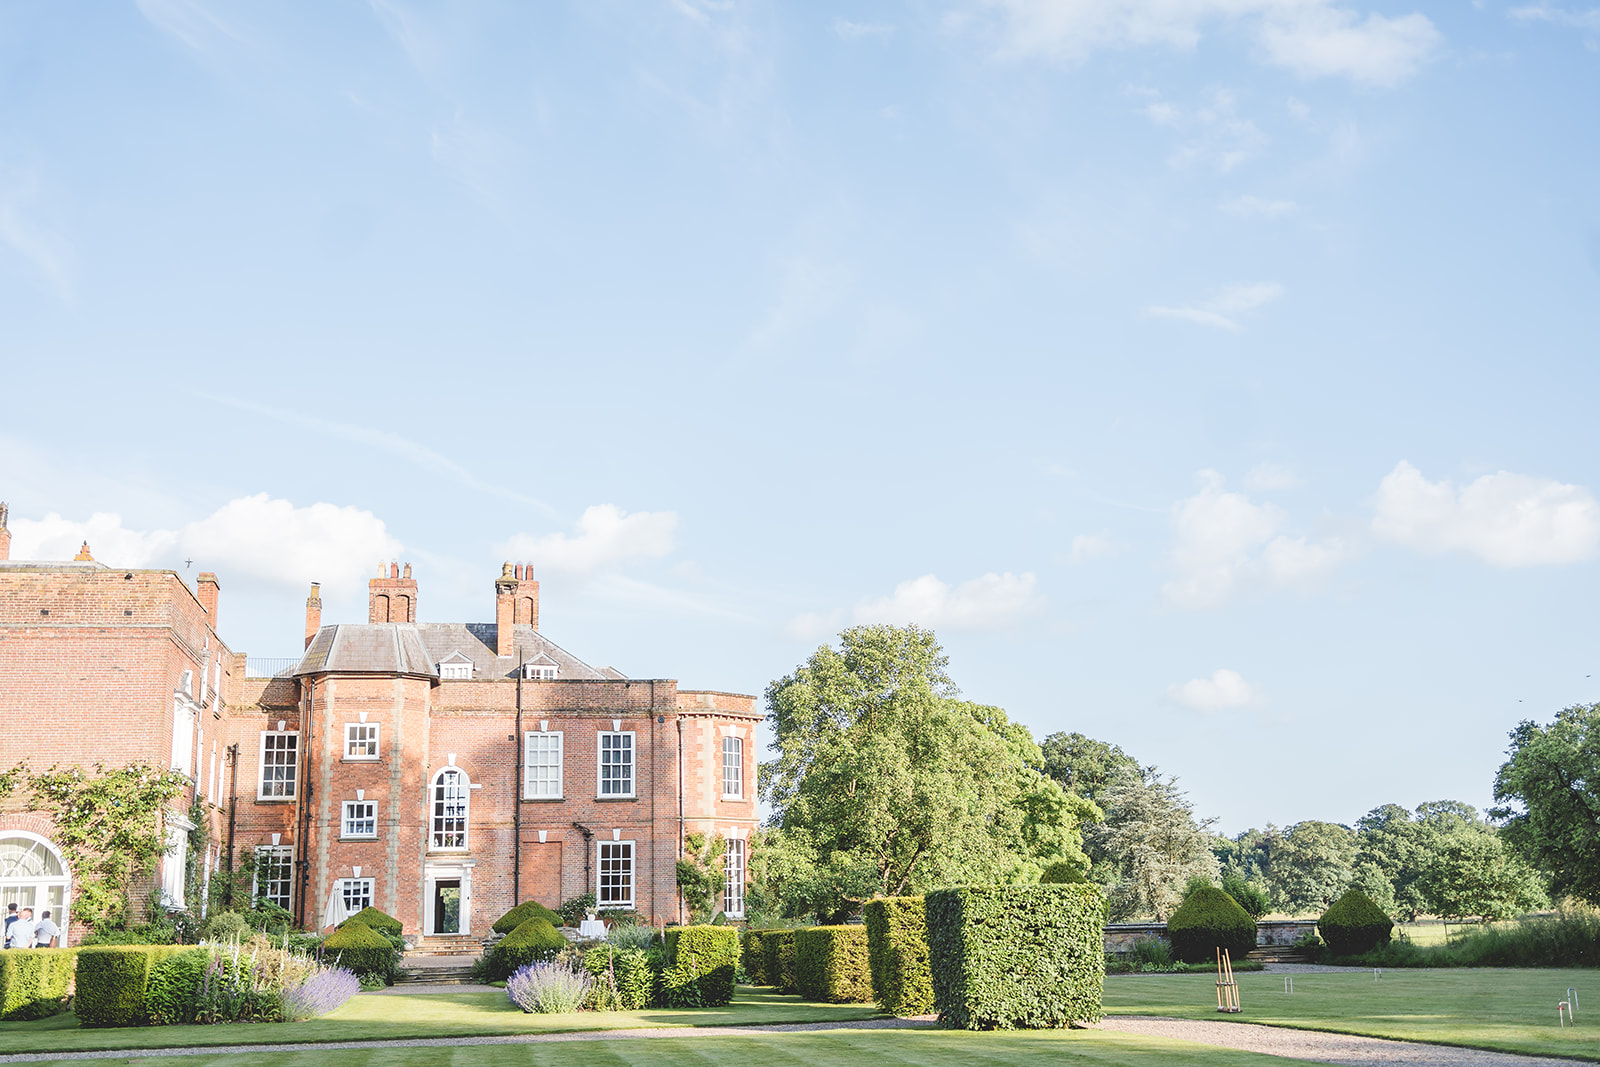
[1105,967,1600,1061]
[44,1028,1306,1067]
[0,988,878,1054]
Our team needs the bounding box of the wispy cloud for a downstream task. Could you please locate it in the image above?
[1146,282,1284,331]
[499,506,678,575]
[1508,3,1600,28]
[1133,89,1266,173]
[1221,195,1298,219]
[1167,668,1261,711]
[832,17,895,38]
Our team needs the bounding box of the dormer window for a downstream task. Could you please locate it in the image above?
[437,652,473,680]
[521,654,558,680]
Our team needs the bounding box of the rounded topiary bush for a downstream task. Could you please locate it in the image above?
[493,900,564,935]
[489,918,567,981]
[1039,860,1088,884]
[1166,886,1257,964]
[338,907,403,937]
[324,920,398,983]
[1318,890,1393,957]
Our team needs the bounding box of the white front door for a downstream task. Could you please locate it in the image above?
[424,865,473,936]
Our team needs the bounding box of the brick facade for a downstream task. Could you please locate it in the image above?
[0,508,759,946]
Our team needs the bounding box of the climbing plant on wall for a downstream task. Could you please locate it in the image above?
[677,831,728,924]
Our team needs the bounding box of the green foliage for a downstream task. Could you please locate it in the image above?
[762,928,799,994]
[1165,885,1257,964]
[338,907,402,936]
[143,949,209,1026]
[1269,820,1356,914]
[1355,909,1600,968]
[1128,937,1173,968]
[759,626,1100,922]
[1220,875,1270,919]
[1493,704,1600,906]
[1039,859,1087,884]
[0,948,77,1020]
[485,918,566,981]
[492,900,563,935]
[23,762,190,930]
[926,883,1106,1030]
[1039,732,1139,808]
[581,944,656,1010]
[75,945,187,1027]
[794,925,871,1003]
[1090,767,1219,921]
[662,924,739,1007]
[676,832,728,925]
[201,911,249,944]
[323,920,400,984]
[864,896,933,1016]
[1318,889,1394,956]
[558,894,596,926]
[245,899,294,936]
[1416,831,1547,922]
[740,930,770,985]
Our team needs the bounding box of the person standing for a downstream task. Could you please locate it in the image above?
[3,903,16,948]
[8,908,35,951]
[31,910,59,948]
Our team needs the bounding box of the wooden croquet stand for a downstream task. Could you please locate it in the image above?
[1216,948,1241,1013]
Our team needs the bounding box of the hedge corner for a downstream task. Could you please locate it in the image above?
[794,925,872,1004]
[864,896,933,1016]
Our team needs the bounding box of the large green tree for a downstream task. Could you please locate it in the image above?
[1090,766,1218,921]
[1415,831,1547,922]
[1268,820,1356,914]
[759,625,1098,921]
[1492,705,1600,906]
[1039,732,1139,807]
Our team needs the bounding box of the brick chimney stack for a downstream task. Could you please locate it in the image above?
[495,563,517,657]
[369,562,418,623]
[197,572,220,627]
[0,502,9,561]
[305,583,322,648]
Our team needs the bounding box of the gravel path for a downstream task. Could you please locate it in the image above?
[1098,1016,1587,1066]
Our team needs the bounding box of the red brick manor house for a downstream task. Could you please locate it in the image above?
[0,504,760,948]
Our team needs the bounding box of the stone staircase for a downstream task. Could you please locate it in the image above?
[407,934,482,958]
[1245,944,1310,965]
[398,934,484,985]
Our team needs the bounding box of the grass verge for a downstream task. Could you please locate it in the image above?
[1104,967,1599,1060]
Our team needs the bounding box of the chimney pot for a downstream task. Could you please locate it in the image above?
[390,562,399,579]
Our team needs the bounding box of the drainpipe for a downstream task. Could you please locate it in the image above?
[224,743,239,907]
[513,668,523,906]
[649,683,658,924]
[573,821,594,901]
[676,715,685,925]
[296,678,316,929]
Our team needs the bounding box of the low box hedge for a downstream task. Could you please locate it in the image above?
[486,917,566,981]
[662,924,739,1007]
[926,883,1106,1030]
[76,945,188,1028]
[795,925,871,1003]
[864,896,933,1016]
[0,948,77,1020]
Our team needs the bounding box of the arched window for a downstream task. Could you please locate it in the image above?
[430,768,469,851]
[0,833,71,939]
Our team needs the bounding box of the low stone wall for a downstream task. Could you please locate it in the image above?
[1104,918,1316,953]
[1104,922,1168,953]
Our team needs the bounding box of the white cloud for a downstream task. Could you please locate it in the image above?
[1133,88,1265,173]
[1146,281,1284,332]
[832,17,895,37]
[849,572,1041,630]
[1068,533,1119,563]
[1163,470,1346,608]
[500,505,678,575]
[1167,668,1260,711]
[1508,3,1600,29]
[1371,461,1600,567]
[1221,195,1298,219]
[979,0,1439,85]
[8,495,401,596]
[1245,462,1303,490]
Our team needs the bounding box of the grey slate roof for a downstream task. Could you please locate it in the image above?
[294,622,615,680]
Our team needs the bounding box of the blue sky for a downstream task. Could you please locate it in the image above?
[2,0,1597,833]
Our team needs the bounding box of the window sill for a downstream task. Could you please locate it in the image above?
[341,757,382,764]
[339,836,378,842]
[255,796,296,803]
[720,794,747,802]
[523,796,566,802]
[595,795,637,802]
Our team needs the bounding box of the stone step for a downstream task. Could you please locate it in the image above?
[396,969,476,984]
[1246,945,1309,963]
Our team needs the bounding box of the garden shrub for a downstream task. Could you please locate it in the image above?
[795,925,872,1003]
[506,961,591,1013]
[608,924,657,951]
[1039,860,1087,884]
[926,883,1105,1030]
[201,910,249,944]
[280,967,360,1021]
[1166,886,1257,964]
[493,900,563,935]
[1221,875,1271,919]
[864,896,933,1016]
[487,918,566,981]
[1318,890,1394,957]
[76,945,187,1027]
[741,929,769,985]
[322,920,399,984]
[763,929,799,994]
[661,924,739,1007]
[0,948,77,1020]
[582,944,655,1009]
[558,894,597,926]
[338,906,403,937]
[144,948,210,1025]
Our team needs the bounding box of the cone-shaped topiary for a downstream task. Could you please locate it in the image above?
[1318,890,1393,957]
[488,917,567,980]
[338,907,402,936]
[324,919,399,981]
[1166,886,1257,964]
[493,900,564,934]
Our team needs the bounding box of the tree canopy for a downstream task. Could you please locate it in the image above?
[1090,766,1218,921]
[1492,704,1600,906]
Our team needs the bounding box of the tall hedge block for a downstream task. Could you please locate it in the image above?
[662,925,740,1007]
[741,930,769,985]
[0,949,77,1020]
[76,946,187,1028]
[794,926,872,1003]
[864,896,933,1016]
[926,883,1106,1030]
[763,929,798,994]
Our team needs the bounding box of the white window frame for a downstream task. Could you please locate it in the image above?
[724,837,746,918]
[597,840,634,908]
[523,731,564,799]
[340,877,374,913]
[597,731,636,799]
[430,767,470,851]
[258,731,299,800]
[437,661,472,680]
[253,844,293,910]
[522,663,558,680]
[344,722,381,761]
[722,735,743,799]
[342,800,377,839]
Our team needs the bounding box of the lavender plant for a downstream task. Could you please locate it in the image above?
[506,962,593,1014]
[281,967,361,1021]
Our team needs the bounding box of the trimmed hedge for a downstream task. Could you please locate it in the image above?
[493,900,564,935]
[1319,890,1394,956]
[338,907,403,936]
[763,929,799,994]
[1166,886,1257,964]
[926,883,1105,1030]
[795,925,872,1004]
[76,945,187,1028]
[323,920,398,982]
[741,930,770,985]
[487,918,566,981]
[662,925,739,1007]
[0,948,77,1020]
[864,896,933,1016]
